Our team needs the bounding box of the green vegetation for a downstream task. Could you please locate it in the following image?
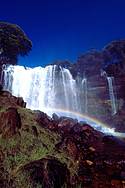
[0,92,82,187]
[0,105,73,187]
[0,22,32,65]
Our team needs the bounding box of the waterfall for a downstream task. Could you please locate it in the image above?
[2,65,120,135]
[107,77,117,115]
[65,69,79,113]
[82,78,88,113]
[2,65,81,116]
[60,67,70,111]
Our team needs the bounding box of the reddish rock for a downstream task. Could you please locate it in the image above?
[81,124,94,132]
[111,179,123,188]
[0,107,21,138]
[0,91,26,108]
[58,118,77,135]
[36,111,58,131]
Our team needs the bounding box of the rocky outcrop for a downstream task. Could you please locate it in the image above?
[0,90,26,108]
[0,92,125,187]
[0,107,21,138]
[0,90,25,138]
[36,113,125,187]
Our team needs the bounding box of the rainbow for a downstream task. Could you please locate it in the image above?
[45,108,125,138]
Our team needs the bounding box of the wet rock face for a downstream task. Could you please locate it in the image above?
[23,157,70,188]
[0,107,21,138]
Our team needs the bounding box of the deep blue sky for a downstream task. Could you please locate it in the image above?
[1,0,125,67]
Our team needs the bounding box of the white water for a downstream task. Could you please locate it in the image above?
[107,77,117,115]
[3,65,82,116]
[2,65,121,135]
[2,65,118,117]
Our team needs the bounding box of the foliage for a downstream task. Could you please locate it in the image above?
[0,22,32,65]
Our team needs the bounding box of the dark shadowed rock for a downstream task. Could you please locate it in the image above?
[0,84,3,92]
[52,113,59,121]
[31,126,38,137]
[23,157,70,188]
[16,97,26,108]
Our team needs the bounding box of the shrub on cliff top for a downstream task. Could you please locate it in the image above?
[0,22,32,65]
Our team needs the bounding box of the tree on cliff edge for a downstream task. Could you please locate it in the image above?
[0,22,32,65]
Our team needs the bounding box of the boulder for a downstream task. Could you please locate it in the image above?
[23,157,70,188]
[0,107,21,138]
[36,111,58,131]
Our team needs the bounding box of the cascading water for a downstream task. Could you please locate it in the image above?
[82,78,88,113]
[60,67,69,109]
[101,70,117,115]
[60,67,80,115]
[107,77,117,115]
[2,65,81,116]
[2,65,118,117]
[2,65,119,135]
